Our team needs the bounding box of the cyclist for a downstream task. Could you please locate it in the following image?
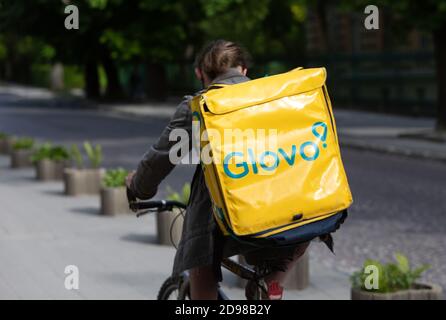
[126,40,309,300]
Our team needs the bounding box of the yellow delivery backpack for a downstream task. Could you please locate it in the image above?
[190,67,353,247]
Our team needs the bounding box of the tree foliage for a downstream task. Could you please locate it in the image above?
[198,0,306,60]
[339,0,446,31]
[338,0,446,128]
[0,0,306,97]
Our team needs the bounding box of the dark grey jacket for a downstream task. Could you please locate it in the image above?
[131,69,251,276]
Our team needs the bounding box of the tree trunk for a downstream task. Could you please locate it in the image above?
[101,46,124,100]
[316,0,330,52]
[433,24,446,130]
[84,58,100,100]
[50,62,64,91]
[145,62,167,101]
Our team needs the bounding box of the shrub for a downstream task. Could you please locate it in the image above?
[103,168,128,188]
[0,132,9,139]
[166,183,190,205]
[64,65,84,89]
[31,143,52,163]
[31,143,70,163]
[84,141,102,168]
[69,142,103,169]
[51,146,70,161]
[350,253,430,293]
[12,137,34,150]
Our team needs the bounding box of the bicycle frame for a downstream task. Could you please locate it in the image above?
[221,258,260,281]
[176,271,230,300]
[126,187,271,300]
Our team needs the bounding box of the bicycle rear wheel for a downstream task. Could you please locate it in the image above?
[157,275,190,300]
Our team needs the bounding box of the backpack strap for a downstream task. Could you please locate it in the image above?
[320,234,334,253]
[204,83,228,92]
[319,209,348,254]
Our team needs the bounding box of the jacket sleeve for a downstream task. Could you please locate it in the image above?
[130,96,193,199]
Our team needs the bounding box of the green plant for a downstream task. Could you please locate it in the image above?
[166,183,190,205]
[51,146,70,161]
[12,137,34,150]
[31,143,71,163]
[350,253,430,293]
[0,132,9,139]
[103,168,128,188]
[84,141,102,168]
[70,144,83,168]
[31,142,52,163]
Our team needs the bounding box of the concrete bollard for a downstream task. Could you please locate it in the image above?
[36,159,67,181]
[237,249,309,290]
[11,149,34,168]
[351,283,443,300]
[64,168,85,196]
[64,168,104,196]
[282,250,309,290]
[0,137,16,155]
[100,187,132,216]
[84,168,104,194]
[156,209,184,247]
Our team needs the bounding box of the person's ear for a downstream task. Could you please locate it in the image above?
[194,68,203,81]
[235,65,247,76]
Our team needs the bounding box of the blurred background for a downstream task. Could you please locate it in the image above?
[0,0,445,121]
[0,0,445,299]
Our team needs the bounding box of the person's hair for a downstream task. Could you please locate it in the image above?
[194,39,251,80]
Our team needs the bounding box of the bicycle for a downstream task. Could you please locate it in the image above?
[126,188,276,300]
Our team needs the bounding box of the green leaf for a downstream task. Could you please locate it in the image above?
[94,144,103,168]
[103,168,128,188]
[31,144,70,163]
[181,183,191,204]
[411,264,431,279]
[88,0,108,10]
[395,252,410,273]
[31,142,52,163]
[166,183,190,205]
[84,141,103,168]
[351,252,431,293]
[70,144,83,168]
[12,137,34,150]
[50,146,70,161]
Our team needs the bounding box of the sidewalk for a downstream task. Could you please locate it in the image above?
[0,155,350,300]
[107,103,446,162]
[334,110,446,162]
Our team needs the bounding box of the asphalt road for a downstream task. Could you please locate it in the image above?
[1,94,445,294]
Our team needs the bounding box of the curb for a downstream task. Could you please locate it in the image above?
[100,106,175,120]
[340,137,446,163]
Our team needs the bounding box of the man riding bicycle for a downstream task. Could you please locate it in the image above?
[126,40,309,300]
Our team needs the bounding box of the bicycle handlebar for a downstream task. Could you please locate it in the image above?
[126,187,187,212]
[132,199,187,211]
